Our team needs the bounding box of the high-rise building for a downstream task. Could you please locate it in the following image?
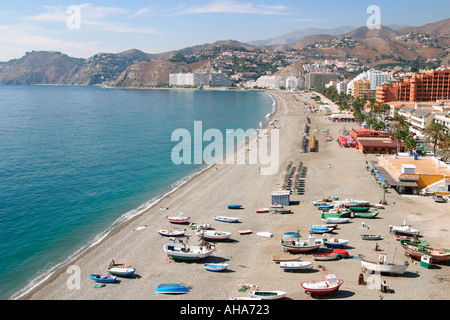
[305,72,339,89]
[376,69,450,103]
[169,72,231,87]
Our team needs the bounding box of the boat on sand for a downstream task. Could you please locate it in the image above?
[163,238,215,261]
[166,213,190,224]
[248,290,286,300]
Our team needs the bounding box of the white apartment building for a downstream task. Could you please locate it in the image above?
[434,114,450,131]
[169,72,231,87]
[285,76,305,90]
[256,76,286,89]
[347,70,392,94]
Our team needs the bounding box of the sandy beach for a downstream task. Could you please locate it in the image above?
[23,90,449,301]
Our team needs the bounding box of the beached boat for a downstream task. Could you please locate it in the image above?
[204,263,229,272]
[361,258,409,275]
[214,216,239,223]
[90,274,117,283]
[280,261,312,270]
[256,232,273,238]
[349,206,371,212]
[270,208,293,214]
[320,210,351,219]
[300,276,344,296]
[248,290,286,300]
[238,230,252,235]
[400,240,450,263]
[163,238,215,261]
[361,235,383,240]
[321,217,350,224]
[390,225,419,235]
[353,211,379,218]
[107,266,136,277]
[271,203,283,208]
[309,225,334,234]
[255,208,269,213]
[166,212,190,224]
[333,249,350,258]
[272,254,301,263]
[197,230,232,241]
[158,229,186,237]
[313,253,339,261]
[280,236,322,253]
[394,234,416,241]
[155,284,190,294]
[317,205,334,210]
[323,238,349,248]
[337,200,370,208]
[228,205,243,209]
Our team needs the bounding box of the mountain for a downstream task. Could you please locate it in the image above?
[342,25,399,40]
[247,26,356,46]
[396,18,450,36]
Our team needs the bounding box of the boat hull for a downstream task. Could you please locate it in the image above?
[300,280,344,295]
[313,253,339,261]
[400,241,450,263]
[248,291,286,300]
[107,266,136,277]
[353,212,379,218]
[214,216,239,223]
[323,239,349,248]
[204,263,229,272]
[280,239,321,253]
[156,284,190,294]
[361,260,409,274]
[280,261,312,270]
[197,231,232,241]
[90,274,117,283]
[361,235,382,240]
[163,243,215,261]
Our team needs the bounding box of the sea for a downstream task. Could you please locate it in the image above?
[0,85,275,299]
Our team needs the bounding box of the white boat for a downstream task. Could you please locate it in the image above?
[214,216,239,223]
[256,232,273,238]
[361,253,409,274]
[163,238,215,261]
[390,225,419,235]
[166,212,190,224]
[321,217,350,224]
[313,253,339,261]
[197,230,232,241]
[248,290,286,300]
[204,263,229,272]
[323,238,349,248]
[279,261,312,270]
[280,236,323,253]
[158,229,186,237]
[300,276,344,296]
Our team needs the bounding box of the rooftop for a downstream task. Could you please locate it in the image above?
[379,156,450,176]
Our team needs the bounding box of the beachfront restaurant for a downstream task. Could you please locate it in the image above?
[372,155,450,195]
[356,137,405,154]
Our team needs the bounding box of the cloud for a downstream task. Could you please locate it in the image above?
[23,4,161,34]
[173,0,290,16]
[132,6,154,17]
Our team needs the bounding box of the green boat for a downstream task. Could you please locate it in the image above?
[353,211,379,218]
[321,210,351,219]
[349,206,371,212]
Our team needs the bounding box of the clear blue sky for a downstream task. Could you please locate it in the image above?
[0,0,448,61]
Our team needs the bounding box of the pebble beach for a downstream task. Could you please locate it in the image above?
[23,90,449,301]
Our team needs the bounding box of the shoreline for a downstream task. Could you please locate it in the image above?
[15,90,279,300]
[22,90,450,301]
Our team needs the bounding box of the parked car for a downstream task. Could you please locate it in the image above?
[446,195,450,203]
[433,194,445,203]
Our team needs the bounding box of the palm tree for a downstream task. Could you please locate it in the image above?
[404,135,417,155]
[393,129,409,154]
[392,114,409,131]
[424,121,448,156]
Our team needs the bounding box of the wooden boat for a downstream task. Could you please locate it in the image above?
[390,225,419,235]
[214,216,239,223]
[394,234,417,241]
[155,284,190,294]
[238,230,252,235]
[361,234,382,240]
[361,259,409,275]
[107,266,136,277]
[270,208,293,214]
[90,274,117,283]
[280,261,312,270]
[228,205,242,209]
[323,238,349,248]
[349,206,371,212]
[320,210,351,219]
[353,211,379,218]
[339,200,370,208]
[163,238,215,261]
[280,236,322,253]
[321,217,350,224]
[400,240,450,263]
[158,229,186,237]
[309,225,334,234]
[248,290,286,300]
[255,208,269,213]
[197,230,232,241]
[300,276,344,296]
[166,212,190,224]
[272,254,301,263]
[313,253,339,261]
[204,263,229,272]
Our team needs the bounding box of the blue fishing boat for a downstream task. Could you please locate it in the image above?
[228,205,243,209]
[204,263,229,272]
[214,216,239,223]
[323,238,349,248]
[284,231,301,238]
[90,274,117,283]
[155,284,190,294]
[317,205,334,210]
[309,225,334,234]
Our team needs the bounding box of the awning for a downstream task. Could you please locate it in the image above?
[371,162,418,188]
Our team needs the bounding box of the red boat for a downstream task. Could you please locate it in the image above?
[300,268,343,296]
[333,249,349,257]
[166,213,191,224]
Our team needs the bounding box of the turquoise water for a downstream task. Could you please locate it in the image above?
[0,86,274,299]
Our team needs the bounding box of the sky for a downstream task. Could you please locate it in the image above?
[0,0,449,62]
